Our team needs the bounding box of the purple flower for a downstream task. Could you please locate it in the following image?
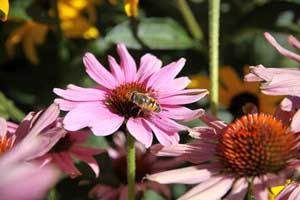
[147,108,300,200]
[54,44,207,147]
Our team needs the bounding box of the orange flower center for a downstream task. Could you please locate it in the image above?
[218,113,297,177]
[106,82,155,118]
[0,135,15,155]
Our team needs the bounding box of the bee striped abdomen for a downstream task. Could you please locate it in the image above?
[129,91,161,113]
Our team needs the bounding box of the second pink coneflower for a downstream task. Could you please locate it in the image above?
[147,108,300,200]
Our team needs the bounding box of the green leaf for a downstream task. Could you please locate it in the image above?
[86,134,109,148]
[141,190,165,200]
[0,91,25,122]
[105,17,195,50]
[9,0,33,20]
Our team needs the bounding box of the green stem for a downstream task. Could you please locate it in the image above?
[209,0,220,115]
[127,131,136,200]
[176,0,203,41]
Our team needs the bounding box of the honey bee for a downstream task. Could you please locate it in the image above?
[129,91,161,112]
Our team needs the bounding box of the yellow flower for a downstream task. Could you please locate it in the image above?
[124,0,139,17]
[190,66,283,116]
[6,0,99,64]
[0,0,9,22]
[5,21,49,64]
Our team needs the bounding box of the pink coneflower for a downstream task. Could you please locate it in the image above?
[245,32,300,97]
[147,108,300,200]
[41,130,103,178]
[89,132,184,200]
[53,44,207,147]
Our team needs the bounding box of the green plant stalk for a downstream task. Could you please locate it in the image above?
[209,0,220,115]
[176,0,203,41]
[127,131,136,200]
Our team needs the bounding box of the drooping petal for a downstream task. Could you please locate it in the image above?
[147,164,218,184]
[150,144,196,157]
[147,58,186,90]
[136,54,162,82]
[53,84,105,101]
[27,104,60,137]
[71,146,101,177]
[290,109,300,133]
[149,115,186,133]
[275,183,298,200]
[264,32,300,63]
[179,176,234,200]
[253,177,268,200]
[117,43,137,82]
[126,117,153,148]
[51,153,81,177]
[83,52,117,89]
[108,55,125,84]
[288,35,300,49]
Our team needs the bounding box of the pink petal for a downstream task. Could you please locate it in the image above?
[147,58,186,90]
[53,84,105,101]
[83,52,117,89]
[264,32,300,63]
[51,153,81,177]
[0,162,60,200]
[275,183,298,200]
[150,143,196,157]
[136,54,162,82]
[7,121,18,134]
[71,147,101,177]
[198,111,227,135]
[117,43,137,82]
[20,127,66,161]
[63,102,124,135]
[126,117,153,148]
[289,187,300,200]
[0,118,7,137]
[280,96,300,112]
[188,126,219,140]
[71,146,104,157]
[54,98,80,111]
[288,35,300,49]
[160,106,204,121]
[179,176,234,200]
[149,115,186,132]
[69,130,90,143]
[145,119,179,146]
[159,89,208,105]
[90,115,124,136]
[108,55,125,84]
[89,184,119,200]
[224,178,248,200]
[27,104,60,137]
[147,164,218,184]
[158,77,191,96]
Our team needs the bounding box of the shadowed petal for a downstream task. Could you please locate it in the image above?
[160,106,203,121]
[71,147,101,177]
[83,52,117,89]
[117,43,137,82]
[224,178,248,200]
[288,35,300,49]
[52,153,81,177]
[54,99,80,111]
[0,118,7,137]
[127,117,153,148]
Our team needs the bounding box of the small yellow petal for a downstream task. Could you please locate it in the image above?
[83,27,99,39]
[0,0,9,22]
[124,0,139,17]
